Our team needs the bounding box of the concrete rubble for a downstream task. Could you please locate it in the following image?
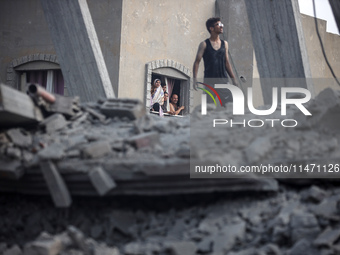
[0,84,340,254]
[1,184,340,255]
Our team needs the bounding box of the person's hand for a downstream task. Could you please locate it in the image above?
[180,106,185,110]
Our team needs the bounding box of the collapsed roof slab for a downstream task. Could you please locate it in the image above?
[40,0,115,102]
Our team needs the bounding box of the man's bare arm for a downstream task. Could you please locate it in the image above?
[193,41,206,90]
[224,40,237,86]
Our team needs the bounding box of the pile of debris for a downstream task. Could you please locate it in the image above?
[1,83,340,254]
[1,184,340,255]
[0,83,193,206]
[190,87,340,179]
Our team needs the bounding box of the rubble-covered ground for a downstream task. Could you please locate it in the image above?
[1,86,340,255]
[1,184,340,255]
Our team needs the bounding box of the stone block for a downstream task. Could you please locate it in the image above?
[290,211,320,243]
[213,221,246,253]
[46,95,78,117]
[82,141,111,158]
[40,114,68,134]
[245,136,272,163]
[0,84,43,127]
[289,239,319,255]
[0,159,24,179]
[40,161,72,208]
[301,186,327,203]
[85,107,107,123]
[128,132,159,149]
[23,232,62,255]
[100,98,145,120]
[313,227,340,248]
[110,210,136,236]
[2,245,22,255]
[38,143,65,161]
[6,147,21,159]
[164,241,197,255]
[89,167,116,196]
[312,194,340,220]
[0,243,7,254]
[6,128,32,148]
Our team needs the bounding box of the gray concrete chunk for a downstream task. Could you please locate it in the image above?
[245,136,272,164]
[40,161,72,208]
[23,232,62,255]
[38,143,65,160]
[313,227,340,248]
[128,132,159,149]
[301,186,327,203]
[290,211,320,243]
[0,159,24,179]
[40,114,68,134]
[85,107,107,123]
[164,241,197,255]
[100,98,145,120]
[6,128,32,148]
[82,141,111,158]
[2,245,22,255]
[89,167,116,196]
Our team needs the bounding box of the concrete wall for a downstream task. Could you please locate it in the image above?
[87,0,123,96]
[301,14,340,78]
[0,0,122,95]
[118,0,215,104]
[1,1,338,105]
[250,13,340,105]
[0,0,54,84]
[216,0,254,90]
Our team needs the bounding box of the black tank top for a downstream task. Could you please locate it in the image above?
[203,38,229,79]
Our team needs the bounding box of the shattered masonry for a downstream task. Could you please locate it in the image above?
[1,84,340,254]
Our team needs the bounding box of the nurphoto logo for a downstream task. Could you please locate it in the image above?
[198,83,312,128]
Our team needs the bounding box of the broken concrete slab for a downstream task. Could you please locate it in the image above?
[128,132,159,149]
[288,238,319,255]
[164,241,197,255]
[23,232,63,255]
[313,227,340,248]
[312,194,340,220]
[40,161,72,208]
[2,245,22,255]
[6,147,21,159]
[301,185,327,203]
[84,107,107,123]
[100,98,145,120]
[290,211,320,243]
[40,113,68,134]
[213,220,246,253]
[47,94,80,117]
[0,84,43,128]
[0,159,24,179]
[88,167,116,196]
[6,128,32,148]
[109,210,136,236]
[245,136,272,164]
[82,141,111,158]
[38,143,65,161]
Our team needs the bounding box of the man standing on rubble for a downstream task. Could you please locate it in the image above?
[193,17,237,105]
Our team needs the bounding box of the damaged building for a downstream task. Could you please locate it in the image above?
[0,0,340,255]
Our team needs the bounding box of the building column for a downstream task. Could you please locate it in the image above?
[244,0,314,104]
[41,0,115,102]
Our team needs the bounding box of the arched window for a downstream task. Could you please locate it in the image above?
[145,60,192,115]
[7,54,66,95]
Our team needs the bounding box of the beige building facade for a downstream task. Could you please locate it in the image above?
[0,0,339,112]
